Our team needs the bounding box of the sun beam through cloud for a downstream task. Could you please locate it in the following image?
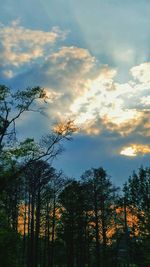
[0,20,150,145]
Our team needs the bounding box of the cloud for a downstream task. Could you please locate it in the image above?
[10,45,150,139]
[18,45,96,92]
[42,46,96,93]
[11,45,97,129]
[120,144,150,157]
[141,95,150,106]
[67,68,147,136]
[0,20,67,77]
[101,112,142,136]
[1,21,149,141]
[131,62,150,83]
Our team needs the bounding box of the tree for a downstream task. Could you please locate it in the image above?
[81,167,118,267]
[0,207,21,267]
[122,167,150,267]
[0,85,46,151]
[0,119,76,192]
[0,84,76,267]
[58,180,87,267]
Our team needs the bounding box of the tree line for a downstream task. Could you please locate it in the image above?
[0,85,150,267]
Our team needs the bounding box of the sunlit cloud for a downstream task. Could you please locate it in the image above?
[36,58,150,137]
[101,112,142,136]
[131,62,150,83]
[120,144,150,157]
[47,46,95,84]
[43,89,63,103]
[68,67,145,136]
[141,95,150,106]
[0,20,67,76]
[0,21,149,139]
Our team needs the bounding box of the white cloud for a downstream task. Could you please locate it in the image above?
[141,95,150,106]
[0,20,67,70]
[36,46,96,98]
[13,49,150,137]
[131,62,150,83]
[1,22,149,138]
[54,61,150,136]
[120,144,150,157]
[47,46,95,78]
[68,69,142,135]
[24,46,98,127]
[120,146,137,157]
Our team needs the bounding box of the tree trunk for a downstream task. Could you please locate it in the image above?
[101,200,107,267]
[124,198,130,267]
[23,190,27,266]
[34,190,41,267]
[29,192,35,267]
[94,190,101,267]
[27,192,31,267]
[51,191,56,267]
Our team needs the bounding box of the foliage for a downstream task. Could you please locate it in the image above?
[0,210,21,267]
[0,84,149,267]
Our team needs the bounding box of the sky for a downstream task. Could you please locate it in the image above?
[0,0,150,186]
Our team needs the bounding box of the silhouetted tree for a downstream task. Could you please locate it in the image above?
[59,180,87,267]
[81,167,119,267]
